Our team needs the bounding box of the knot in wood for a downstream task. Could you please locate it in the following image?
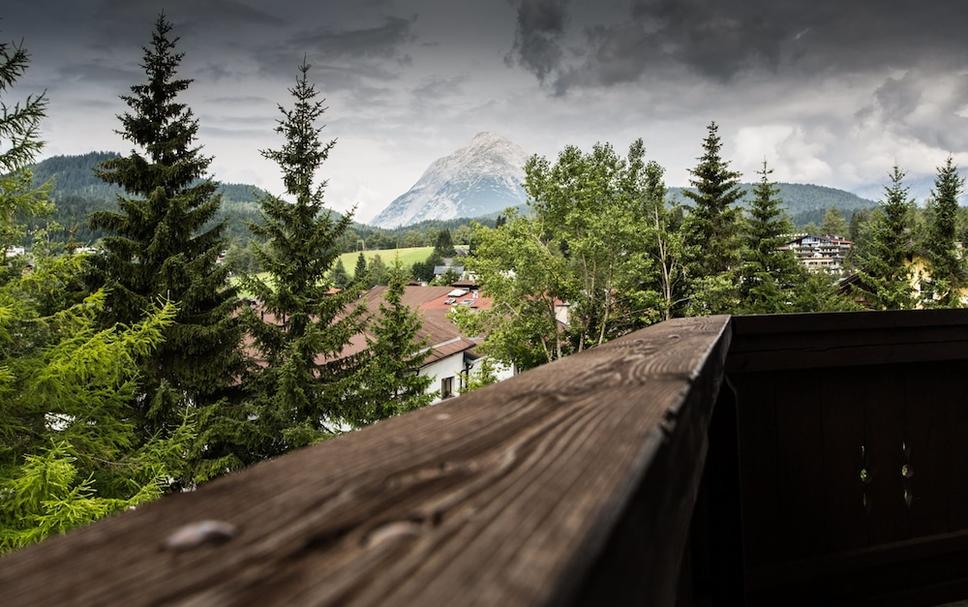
[163,519,238,551]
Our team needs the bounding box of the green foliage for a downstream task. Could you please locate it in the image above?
[368,254,389,286]
[820,208,850,237]
[853,166,917,310]
[464,357,499,392]
[635,153,688,321]
[737,162,805,314]
[0,278,183,551]
[352,262,434,424]
[241,60,366,458]
[682,122,744,277]
[460,140,666,369]
[330,258,350,289]
[353,252,369,286]
[411,251,444,283]
[433,229,456,257]
[922,157,966,308]
[453,213,569,369]
[86,16,244,460]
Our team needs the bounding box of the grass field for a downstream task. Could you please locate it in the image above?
[234,247,435,295]
[338,246,434,277]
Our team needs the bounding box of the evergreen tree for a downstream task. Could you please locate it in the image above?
[923,157,966,307]
[87,16,244,465]
[354,251,368,285]
[0,39,50,257]
[330,258,350,289]
[820,208,849,237]
[353,262,433,425]
[682,121,743,313]
[738,161,804,313]
[242,60,365,457]
[434,229,456,257]
[853,166,916,310]
[0,33,191,551]
[369,254,389,285]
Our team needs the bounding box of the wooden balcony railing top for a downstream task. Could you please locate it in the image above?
[5,309,968,606]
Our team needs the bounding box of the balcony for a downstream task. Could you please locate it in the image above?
[4,310,968,606]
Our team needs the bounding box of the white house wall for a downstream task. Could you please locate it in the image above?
[419,353,467,404]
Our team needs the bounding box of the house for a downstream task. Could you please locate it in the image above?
[779,234,853,274]
[433,257,465,279]
[244,285,513,404]
[338,285,512,402]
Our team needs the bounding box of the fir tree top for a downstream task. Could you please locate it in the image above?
[683,121,744,276]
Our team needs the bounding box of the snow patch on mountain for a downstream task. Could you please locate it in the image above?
[370,132,529,228]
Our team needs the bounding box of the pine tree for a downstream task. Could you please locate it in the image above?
[738,161,804,313]
[353,262,433,425]
[0,38,50,258]
[353,251,369,286]
[682,121,743,313]
[369,254,389,286]
[330,258,350,289]
[242,60,365,457]
[923,157,966,307]
[854,166,916,310]
[820,208,849,237]
[87,15,244,458]
[683,122,743,274]
[434,229,456,257]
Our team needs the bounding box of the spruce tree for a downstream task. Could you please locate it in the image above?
[738,161,804,313]
[923,157,966,307]
[821,208,849,237]
[682,121,743,313]
[854,166,916,310]
[0,38,50,258]
[369,254,388,286]
[87,15,243,454]
[353,262,433,425]
[354,251,369,286]
[434,229,456,257]
[683,122,743,275]
[0,33,192,551]
[330,258,350,289]
[243,60,365,457]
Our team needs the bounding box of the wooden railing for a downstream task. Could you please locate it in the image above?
[0,315,733,606]
[5,309,968,606]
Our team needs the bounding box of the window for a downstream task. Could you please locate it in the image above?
[441,376,454,399]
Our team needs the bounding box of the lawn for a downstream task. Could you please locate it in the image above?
[233,247,435,295]
[338,246,434,277]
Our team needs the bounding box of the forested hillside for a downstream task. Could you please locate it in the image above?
[669,182,876,226]
[28,152,268,243]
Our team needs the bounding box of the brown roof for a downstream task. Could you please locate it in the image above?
[245,286,492,368]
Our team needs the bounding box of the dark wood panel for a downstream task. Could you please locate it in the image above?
[865,367,910,545]
[903,361,951,539]
[774,371,826,561]
[0,316,732,607]
[821,369,869,553]
[946,360,968,532]
[733,372,780,570]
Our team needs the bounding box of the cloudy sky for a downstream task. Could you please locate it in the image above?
[5,0,968,220]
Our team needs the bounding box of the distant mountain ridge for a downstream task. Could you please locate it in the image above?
[669,182,877,225]
[30,152,273,243]
[370,132,529,228]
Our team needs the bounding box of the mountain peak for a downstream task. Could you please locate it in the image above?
[370,133,529,229]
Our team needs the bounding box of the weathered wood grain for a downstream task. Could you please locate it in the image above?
[0,315,732,607]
